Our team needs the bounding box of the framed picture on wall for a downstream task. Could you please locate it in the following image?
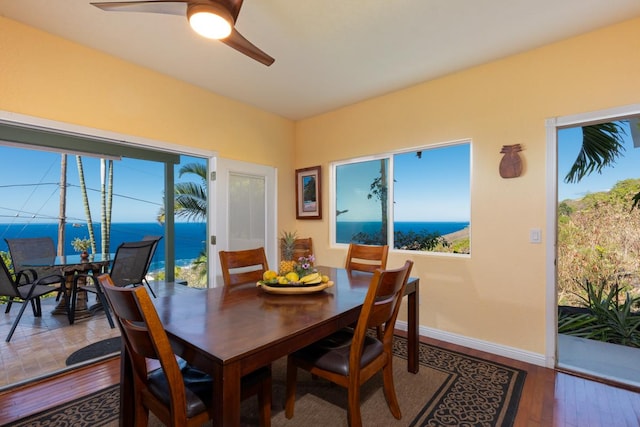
[296,166,322,219]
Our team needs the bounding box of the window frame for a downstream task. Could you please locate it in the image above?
[330,139,471,257]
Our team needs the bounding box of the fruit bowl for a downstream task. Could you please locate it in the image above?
[257,280,334,295]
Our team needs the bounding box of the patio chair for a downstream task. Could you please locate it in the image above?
[0,255,67,342]
[345,243,389,273]
[141,235,163,298]
[285,260,413,427]
[69,240,157,327]
[219,247,269,287]
[97,273,272,427]
[5,237,62,286]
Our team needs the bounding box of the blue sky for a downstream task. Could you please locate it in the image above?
[558,120,640,201]
[1,121,634,225]
[0,145,203,224]
[336,143,471,222]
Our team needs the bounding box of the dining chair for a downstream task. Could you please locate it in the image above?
[69,240,157,327]
[141,235,163,298]
[280,237,313,261]
[285,260,413,427]
[5,237,62,286]
[97,274,272,427]
[345,243,389,273]
[219,247,269,287]
[0,256,67,342]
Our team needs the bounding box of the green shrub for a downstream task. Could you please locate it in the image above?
[559,278,640,347]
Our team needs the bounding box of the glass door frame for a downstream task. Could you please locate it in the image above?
[0,110,217,285]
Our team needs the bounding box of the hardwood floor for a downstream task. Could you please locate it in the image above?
[1,332,639,426]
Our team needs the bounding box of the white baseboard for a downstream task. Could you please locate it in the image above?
[396,320,546,367]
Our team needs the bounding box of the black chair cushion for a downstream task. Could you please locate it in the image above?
[293,328,383,376]
[17,283,62,299]
[147,361,213,418]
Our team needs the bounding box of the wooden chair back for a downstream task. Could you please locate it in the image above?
[280,237,313,261]
[219,247,269,287]
[354,260,413,349]
[285,260,413,426]
[345,243,389,273]
[98,274,212,427]
[99,273,272,427]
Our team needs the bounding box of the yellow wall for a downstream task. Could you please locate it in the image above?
[3,14,640,357]
[295,17,640,355]
[0,16,298,227]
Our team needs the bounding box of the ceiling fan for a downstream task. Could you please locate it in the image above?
[91,0,275,66]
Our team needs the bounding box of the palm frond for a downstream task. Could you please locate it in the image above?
[564,122,626,183]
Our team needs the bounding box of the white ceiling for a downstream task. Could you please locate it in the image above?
[2,0,640,120]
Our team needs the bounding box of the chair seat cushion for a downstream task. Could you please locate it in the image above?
[293,328,383,376]
[147,363,213,418]
[17,283,61,299]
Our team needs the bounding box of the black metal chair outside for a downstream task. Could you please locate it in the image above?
[141,235,163,298]
[69,239,157,327]
[0,256,67,342]
[5,237,63,286]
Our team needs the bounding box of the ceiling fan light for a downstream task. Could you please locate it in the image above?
[187,4,232,39]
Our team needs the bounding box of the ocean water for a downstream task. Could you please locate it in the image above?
[0,222,206,270]
[336,221,469,244]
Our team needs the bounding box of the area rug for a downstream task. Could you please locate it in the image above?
[65,337,122,366]
[9,336,526,427]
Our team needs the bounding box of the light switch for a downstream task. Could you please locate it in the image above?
[530,228,542,243]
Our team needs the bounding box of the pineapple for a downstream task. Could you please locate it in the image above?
[279,259,296,275]
[280,230,298,275]
[280,230,297,260]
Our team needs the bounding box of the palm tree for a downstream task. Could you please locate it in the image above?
[157,162,207,223]
[563,121,640,210]
[156,162,208,286]
[564,122,627,184]
[75,157,114,255]
[76,156,97,254]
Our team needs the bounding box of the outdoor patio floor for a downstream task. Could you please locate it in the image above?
[0,280,197,390]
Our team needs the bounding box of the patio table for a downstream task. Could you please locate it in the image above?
[23,253,113,320]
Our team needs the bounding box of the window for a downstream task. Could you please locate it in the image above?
[333,142,471,254]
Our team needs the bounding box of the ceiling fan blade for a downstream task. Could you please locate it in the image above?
[222,0,244,22]
[222,28,274,66]
[91,1,187,16]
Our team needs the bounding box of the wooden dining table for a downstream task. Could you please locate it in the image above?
[119,265,419,427]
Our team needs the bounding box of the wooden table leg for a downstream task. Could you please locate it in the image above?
[213,362,242,427]
[407,281,419,373]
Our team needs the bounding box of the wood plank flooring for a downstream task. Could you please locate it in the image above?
[1,334,639,426]
[1,280,639,426]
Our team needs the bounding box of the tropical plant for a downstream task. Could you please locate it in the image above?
[564,120,640,211]
[559,278,640,348]
[71,237,91,253]
[175,162,207,221]
[564,122,627,184]
[155,161,208,286]
[156,162,207,223]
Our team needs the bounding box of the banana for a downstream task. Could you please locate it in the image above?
[300,272,320,283]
